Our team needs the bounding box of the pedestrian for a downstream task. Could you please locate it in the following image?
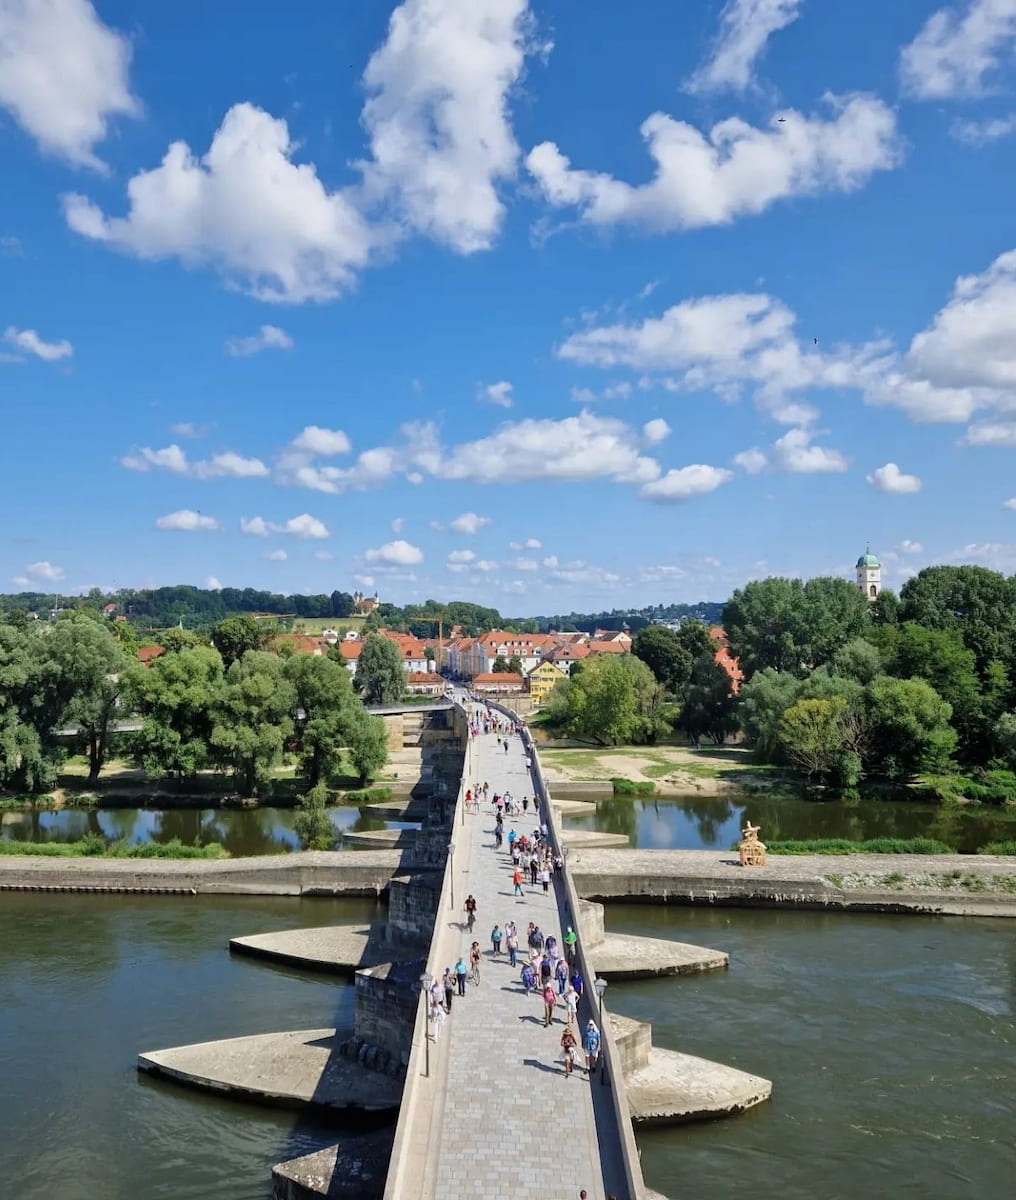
[533,794,539,813]
[542,982,557,1027]
[570,966,584,1002]
[529,924,544,952]
[521,962,536,995]
[556,956,569,996]
[540,955,552,987]
[430,977,444,1013]
[564,926,578,965]
[539,866,550,894]
[507,925,518,967]
[513,868,524,897]
[564,983,578,1028]
[561,1026,578,1077]
[583,1020,601,1074]
[491,924,502,956]
[522,796,529,813]
[504,740,509,754]
[443,966,454,1012]
[455,956,467,997]
[529,855,538,887]
[525,754,532,771]
[430,999,446,1043]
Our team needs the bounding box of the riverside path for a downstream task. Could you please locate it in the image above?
[410,706,630,1200]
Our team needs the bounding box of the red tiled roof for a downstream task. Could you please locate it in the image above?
[473,673,525,685]
[546,643,589,661]
[340,641,363,659]
[271,633,321,654]
[407,672,444,683]
[138,645,165,665]
[586,640,627,655]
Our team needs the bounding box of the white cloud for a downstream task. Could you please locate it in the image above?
[900,539,924,553]
[359,0,535,253]
[156,509,220,532]
[770,427,847,473]
[866,462,923,494]
[510,556,540,571]
[527,94,899,233]
[447,549,476,571]
[0,0,137,169]
[240,513,330,539]
[1004,498,1016,509]
[391,516,405,533]
[475,559,499,572]
[264,548,288,561]
[900,0,1016,99]
[12,560,65,584]
[642,417,671,445]
[963,420,1016,445]
[205,575,222,590]
[120,443,267,479]
[64,103,373,303]
[170,422,201,438]
[225,324,294,357]
[951,112,1016,144]
[3,326,73,361]
[544,559,621,588]
[733,447,768,474]
[354,573,375,587]
[287,426,352,457]
[686,0,802,94]
[509,537,542,550]
[478,380,514,407]
[314,550,334,561]
[639,464,734,502]
[449,511,492,534]
[570,386,596,405]
[365,539,424,566]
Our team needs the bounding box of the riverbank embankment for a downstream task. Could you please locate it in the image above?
[2,847,1014,914]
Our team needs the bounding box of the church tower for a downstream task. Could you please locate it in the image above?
[856,546,881,601]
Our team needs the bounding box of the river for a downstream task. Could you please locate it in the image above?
[1,894,1012,1199]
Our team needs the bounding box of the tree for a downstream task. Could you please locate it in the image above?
[864,675,956,780]
[723,577,808,677]
[355,634,405,704]
[778,698,855,785]
[632,625,694,694]
[130,646,225,780]
[737,668,802,761]
[558,654,670,746]
[869,588,899,627]
[675,621,715,662]
[832,638,882,685]
[36,615,127,783]
[0,623,50,792]
[492,654,510,673]
[159,628,205,653]
[294,781,336,850]
[677,653,738,746]
[212,615,271,666]
[211,652,295,795]
[507,655,523,675]
[330,591,355,618]
[800,577,869,668]
[341,703,388,783]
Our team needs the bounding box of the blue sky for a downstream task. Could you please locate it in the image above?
[4,0,1016,612]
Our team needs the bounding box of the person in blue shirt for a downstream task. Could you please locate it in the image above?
[583,1020,601,1074]
[455,957,467,997]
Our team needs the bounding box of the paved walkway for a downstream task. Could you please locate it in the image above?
[429,715,612,1200]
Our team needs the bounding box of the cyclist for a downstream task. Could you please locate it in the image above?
[464,894,477,931]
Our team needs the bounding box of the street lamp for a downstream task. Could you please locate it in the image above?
[593,977,608,1086]
[448,841,456,910]
[420,972,433,1078]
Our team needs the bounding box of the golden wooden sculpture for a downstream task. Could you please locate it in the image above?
[738,821,767,867]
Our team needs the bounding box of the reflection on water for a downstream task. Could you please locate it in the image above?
[0,893,381,1200]
[0,806,418,856]
[563,791,1016,854]
[606,905,1016,1200]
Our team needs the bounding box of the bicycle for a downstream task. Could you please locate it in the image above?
[468,959,481,987]
[466,909,476,933]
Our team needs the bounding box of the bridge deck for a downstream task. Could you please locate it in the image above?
[421,720,627,1200]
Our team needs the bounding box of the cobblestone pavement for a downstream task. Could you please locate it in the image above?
[430,718,608,1200]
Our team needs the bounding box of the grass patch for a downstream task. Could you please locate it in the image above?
[611,777,656,795]
[0,836,227,859]
[978,840,1016,855]
[335,787,393,804]
[766,837,954,855]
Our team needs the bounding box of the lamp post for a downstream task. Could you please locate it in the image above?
[420,972,433,1078]
[448,841,455,910]
[593,976,608,1086]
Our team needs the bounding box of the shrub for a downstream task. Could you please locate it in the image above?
[611,777,656,795]
[338,787,393,804]
[765,837,953,855]
[294,781,336,851]
[978,840,1016,856]
[0,838,226,859]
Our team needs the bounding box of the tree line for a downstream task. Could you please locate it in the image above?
[0,613,387,797]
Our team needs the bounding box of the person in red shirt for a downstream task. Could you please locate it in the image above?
[513,868,524,897]
[542,982,557,1027]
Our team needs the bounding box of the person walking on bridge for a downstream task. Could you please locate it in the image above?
[542,982,557,1027]
[442,967,454,1012]
[455,957,467,997]
[512,868,524,897]
[506,922,519,967]
[490,924,502,956]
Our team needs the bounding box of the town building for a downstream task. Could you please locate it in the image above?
[472,672,526,696]
[856,548,881,600]
[405,672,444,697]
[352,590,380,614]
[709,627,744,693]
[526,659,567,706]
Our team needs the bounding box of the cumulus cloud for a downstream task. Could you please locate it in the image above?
[447,549,476,571]
[527,94,900,233]
[642,417,671,445]
[951,112,1016,144]
[509,537,542,550]
[240,514,329,539]
[240,516,271,538]
[359,0,535,253]
[639,464,733,502]
[264,548,288,561]
[205,575,222,590]
[3,325,73,361]
[155,509,220,532]
[365,539,424,566]
[391,516,405,533]
[1004,498,1016,509]
[733,447,768,474]
[225,324,294,357]
[867,462,923,494]
[120,443,268,479]
[449,512,492,534]
[770,427,847,473]
[64,103,373,303]
[0,0,138,169]
[686,0,802,93]
[900,539,924,552]
[11,560,64,585]
[900,0,1016,99]
[478,380,514,407]
[287,426,352,457]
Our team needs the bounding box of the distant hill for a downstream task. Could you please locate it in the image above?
[519,602,726,634]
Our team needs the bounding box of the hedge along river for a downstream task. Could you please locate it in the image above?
[562,791,1016,854]
[4,790,1015,854]
[1,894,1012,1200]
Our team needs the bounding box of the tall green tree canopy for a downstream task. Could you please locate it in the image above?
[211,652,295,796]
[130,645,225,780]
[555,654,669,746]
[632,625,694,694]
[211,615,273,666]
[355,634,405,704]
[676,653,738,747]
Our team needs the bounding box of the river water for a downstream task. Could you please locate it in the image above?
[5,790,1015,853]
[1,894,1012,1199]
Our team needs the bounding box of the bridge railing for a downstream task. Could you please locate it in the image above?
[492,703,647,1200]
[381,702,472,1200]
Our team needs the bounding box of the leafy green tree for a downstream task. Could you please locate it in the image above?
[294,781,336,850]
[492,654,510,673]
[869,588,899,627]
[832,638,882,685]
[736,668,801,761]
[675,621,716,661]
[159,628,205,653]
[130,646,225,780]
[507,655,523,675]
[37,615,127,783]
[212,615,272,665]
[0,623,50,791]
[864,675,956,780]
[559,654,669,746]
[801,577,869,667]
[723,577,808,677]
[330,591,355,618]
[778,698,855,785]
[993,711,1016,770]
[211,652,295,795]
[355,634,405,704]
[342,703,388,783]
[677,653,739,747]
[632,625,694,694]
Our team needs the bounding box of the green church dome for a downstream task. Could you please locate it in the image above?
[856,551,880,568]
